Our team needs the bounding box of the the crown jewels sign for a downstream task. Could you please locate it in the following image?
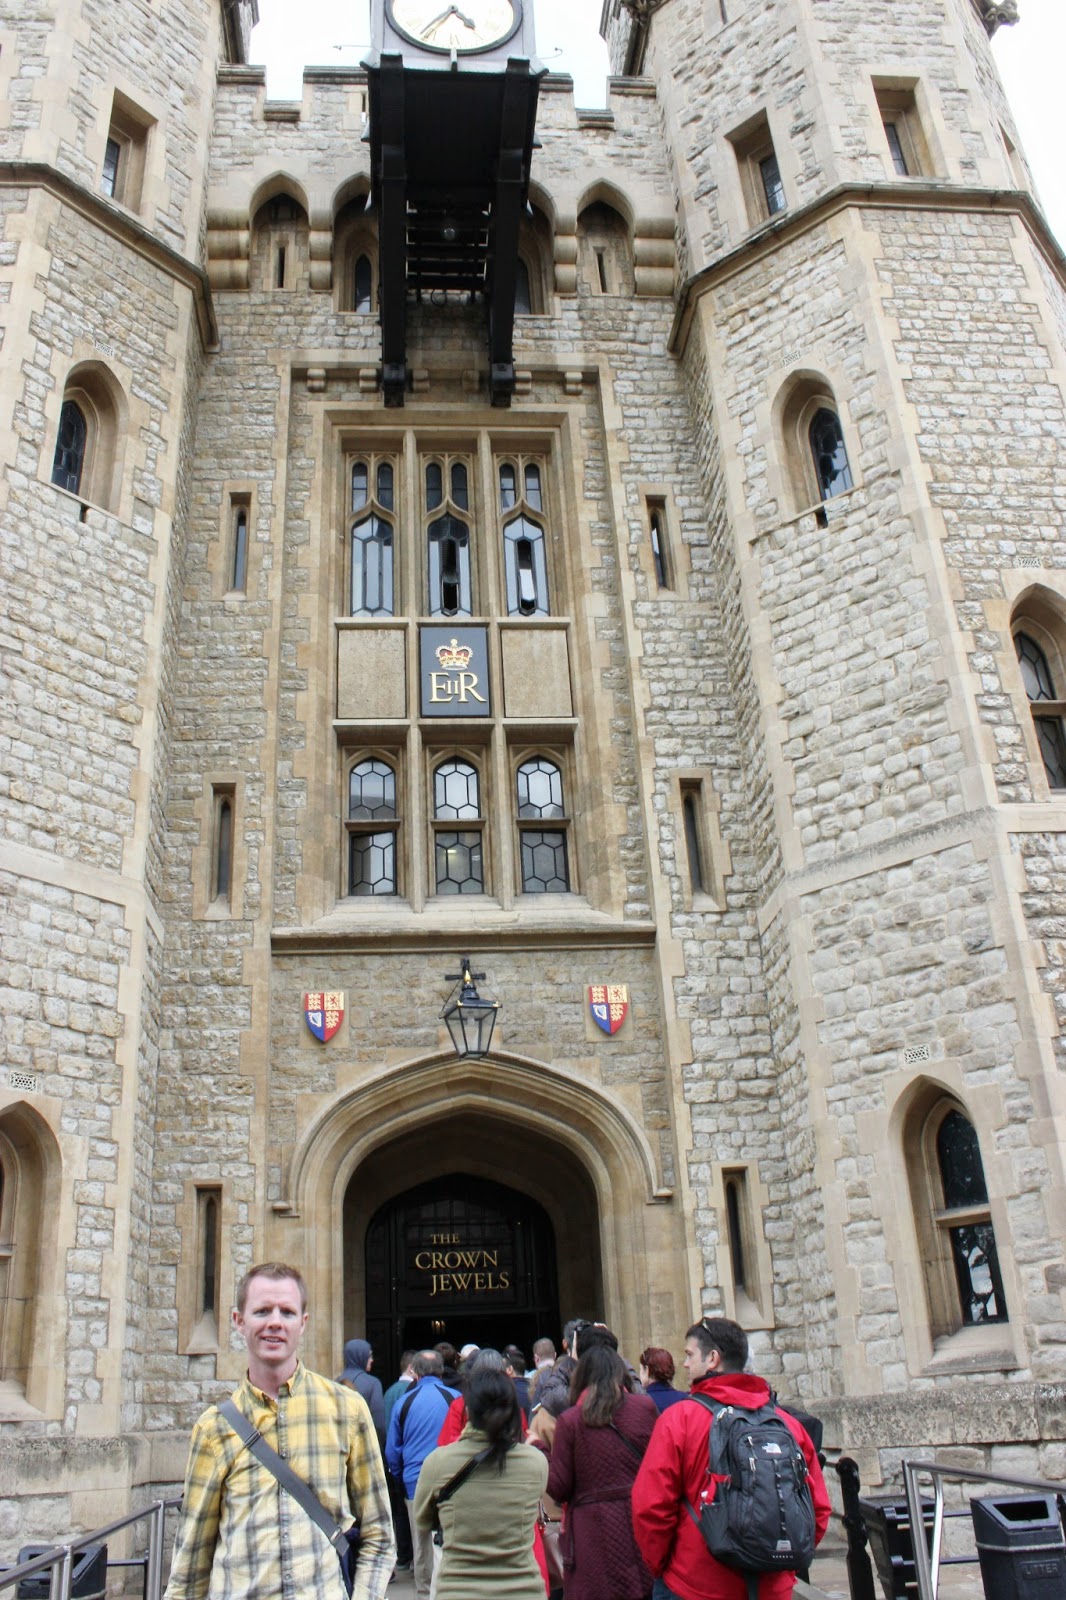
[420,626,491,717]
[304,991,345,1043]
[588,984,629,1036]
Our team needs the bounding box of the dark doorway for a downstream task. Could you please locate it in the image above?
[365,1173,560,1382]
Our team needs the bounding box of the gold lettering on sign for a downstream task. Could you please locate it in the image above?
[428,671,487,704]
[413,1234,509,1297]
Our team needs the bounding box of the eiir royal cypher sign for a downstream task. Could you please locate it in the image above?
[419,627,492,717]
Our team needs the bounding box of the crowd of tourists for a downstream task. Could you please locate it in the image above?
[164,1265,830,1600]
[338,1315,830,1600]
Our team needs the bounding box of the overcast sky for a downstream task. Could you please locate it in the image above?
[251,0,1065,248]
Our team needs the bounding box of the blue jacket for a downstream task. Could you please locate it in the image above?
[385,1376,460,1497]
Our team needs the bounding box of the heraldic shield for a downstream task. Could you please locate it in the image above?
[588,984,629,1036]
[304,990,345,1043]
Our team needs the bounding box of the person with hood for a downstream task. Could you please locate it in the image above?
[339,1338,387,1446]
[630,1317,831,1600]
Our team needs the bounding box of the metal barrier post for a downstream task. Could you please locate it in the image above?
[54,1546,73,1600]
[903,1460,935,1600]
[145,1500,168,1600]
[834,1458,877,1600]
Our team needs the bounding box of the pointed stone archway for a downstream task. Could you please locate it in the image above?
[271,1048,688,1375]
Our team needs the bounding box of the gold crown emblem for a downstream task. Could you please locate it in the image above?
[436,638,472,671]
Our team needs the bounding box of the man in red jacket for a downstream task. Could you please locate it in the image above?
[631,1317,831,1600]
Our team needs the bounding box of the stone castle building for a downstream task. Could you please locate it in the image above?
[3,0,1066,1543]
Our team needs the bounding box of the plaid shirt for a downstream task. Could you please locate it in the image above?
[166,1363,395,1600]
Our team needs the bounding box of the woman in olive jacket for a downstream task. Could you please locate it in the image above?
[413,1367,548,1600]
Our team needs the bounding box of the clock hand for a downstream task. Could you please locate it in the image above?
[422,5,458,33]
[452,8,478,25]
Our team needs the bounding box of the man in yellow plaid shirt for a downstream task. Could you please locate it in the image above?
[166,1262,395,1600]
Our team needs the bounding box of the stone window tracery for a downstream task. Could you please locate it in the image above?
[350,455,396,617]
[499,457,550,616]
[426,455,473,617]
[1014,629,1066,789]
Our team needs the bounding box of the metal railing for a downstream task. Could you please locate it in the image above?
[902,1458,1066,1600]
[0,1500,182,1600]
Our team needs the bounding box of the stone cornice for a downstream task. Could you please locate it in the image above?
[0,161,219,352]
[669,180,1066,357]
[270,915,658,955]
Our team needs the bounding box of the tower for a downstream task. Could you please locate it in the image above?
[3,0,1066,1541]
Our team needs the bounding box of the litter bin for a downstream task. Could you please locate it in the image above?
[971,1493,1066,1600]
[858,1497,934,1600]
[16,1544,107,1600]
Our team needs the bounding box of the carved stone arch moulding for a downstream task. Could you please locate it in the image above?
[271,1047,686,1370]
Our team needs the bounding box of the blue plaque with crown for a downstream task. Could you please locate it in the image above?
[420,626,491,717]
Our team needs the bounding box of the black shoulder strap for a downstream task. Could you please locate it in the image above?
[218,1399,349,1554]
[396,1382,420,1440]
[607,1422,648,1465]
[435,1444,495,1508]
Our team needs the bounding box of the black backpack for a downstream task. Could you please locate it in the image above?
[684,1393,816,1598]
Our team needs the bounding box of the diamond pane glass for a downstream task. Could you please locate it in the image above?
[949,1221,1007,1325]
[434,759,480,819]
[428,516,471,617]
[937,1110,989,1208]
[349,759,396,820]
[1035,717,1066,789]
[809,408,853,501]
[521,829,569,893]
[516,758,564,818]
[1016,632,1056,701]
[349,830,396,895]
[435,830,483,894]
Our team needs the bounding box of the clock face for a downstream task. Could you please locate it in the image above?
[388,0,520,52]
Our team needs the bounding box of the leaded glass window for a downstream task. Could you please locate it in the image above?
[759,152,785,215]
[52,400,87,495]
[433,758,484,894]
[347,758,398,895]
[935,1109,1007,1326]
[350,457,395,617]
[1015,631,1066,789]
[426,457,472,617]
[499,457,550,617]
[809,408,853,502]
[516,757,570,893]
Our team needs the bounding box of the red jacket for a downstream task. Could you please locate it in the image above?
[630,1373,831,1600]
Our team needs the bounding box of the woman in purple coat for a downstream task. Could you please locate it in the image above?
[542,1345,658,1600]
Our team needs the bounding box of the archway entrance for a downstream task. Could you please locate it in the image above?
[340,1103,605,1384]
[364,1174,560,1378]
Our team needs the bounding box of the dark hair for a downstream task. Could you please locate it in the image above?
[435,1341,459,1369]
[236,1262,308,1313]
[686,1317,748,1373]
[562,1317,590,1352]
[570,1344,627,1427]
[466,1368,521,1469]
[573,1323,618,1359]
[640,1346,675,1385]
[503,1343,527,1375]
[412,1350,444,1378]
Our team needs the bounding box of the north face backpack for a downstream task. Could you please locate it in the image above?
[684,1393,816,1598]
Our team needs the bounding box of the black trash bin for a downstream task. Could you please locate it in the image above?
[858,1497,934,1600]
[16,1544,107,1600]
[971,1493,1066,1600]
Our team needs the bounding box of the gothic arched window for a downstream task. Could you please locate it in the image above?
[350,457,396,617]
[808,407,853,502]
[1014,629,1066,789]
